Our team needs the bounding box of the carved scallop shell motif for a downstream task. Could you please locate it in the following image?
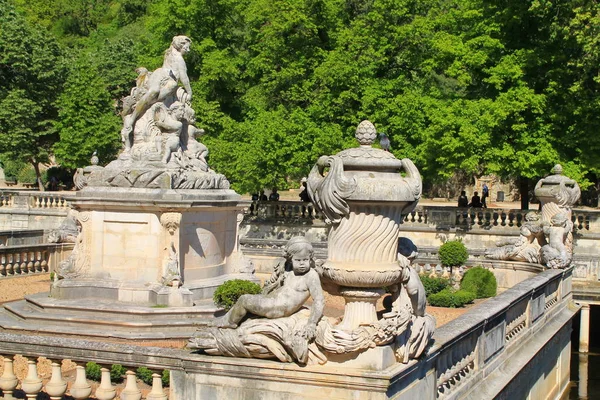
[355,120,377,146]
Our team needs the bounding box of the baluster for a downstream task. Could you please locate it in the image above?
[13,253,20,274]
[0,254,5,276]
[0,356,19,399]
[492,212,498,226]
[508,212,515,227]
[21,252,28,274]
[34,251,41,272]
[21,359,43,399]
[45,360,68,400]
[516,212,523,227]
[147,373,168,400]
[27,251,34,273]
[121,370,142,400]
[41,250,48,272]
[95,367,116,400]
[70,365,92,399]
[6,253,13,275]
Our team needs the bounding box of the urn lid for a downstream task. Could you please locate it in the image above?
[335,120,403,170]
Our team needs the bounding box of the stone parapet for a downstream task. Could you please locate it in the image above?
[0,266,576,399]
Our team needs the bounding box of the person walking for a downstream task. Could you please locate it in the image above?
[482,183,489,208]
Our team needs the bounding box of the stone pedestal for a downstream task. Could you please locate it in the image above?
[51,187,254,306]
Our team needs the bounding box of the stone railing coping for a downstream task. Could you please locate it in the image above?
[432,268,566,347]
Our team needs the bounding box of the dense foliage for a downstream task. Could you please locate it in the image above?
[419,275,451,297]
[3,0,600,195]
[428,288,475,308]
[460,266,497,298]
[438,240,469,268]
[213,279,262,310]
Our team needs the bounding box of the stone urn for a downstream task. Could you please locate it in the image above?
[307,120,421,330]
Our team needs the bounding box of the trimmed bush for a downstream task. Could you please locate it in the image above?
[438,240,468,267]
[136,367,154,385]
[460,266,497,298]
[213,279,261,310]
[162,369,170,387]
[85,362,102,381]
[419,275,451,297]
[85,362,127,383]
[111,364,126,383]
[428,289,475,308]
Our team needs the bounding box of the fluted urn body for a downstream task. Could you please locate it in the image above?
[307,120,421,329]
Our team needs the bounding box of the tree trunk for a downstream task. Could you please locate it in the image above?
[32,161,45,192]
[519,176,529,210]
[596,180,600,209]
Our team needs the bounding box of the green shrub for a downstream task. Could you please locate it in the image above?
[110,364,127,383]
[438,240,468,267]
[136,367,154,386]
[428,289,475,308]
[85,362,127,383]
[460,267,497,298]
[162,369,170,387]
[213,279,261,310]
[85,362,102,381]
[419,275,451,297]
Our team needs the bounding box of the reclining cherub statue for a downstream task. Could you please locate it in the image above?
[189,236,326,364]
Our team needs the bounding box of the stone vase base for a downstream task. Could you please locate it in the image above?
[337,287,385,331]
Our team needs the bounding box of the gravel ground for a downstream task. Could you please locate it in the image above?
[0,273,52,305]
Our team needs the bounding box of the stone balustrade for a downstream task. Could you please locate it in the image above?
[243,201,600,236]
[428,267,573,399]
[0,265,574,399]
[0,191,75,210]
[0,243,74,278]
[0,191,75,230]
[246,200,324,221]
[0,354,168,399]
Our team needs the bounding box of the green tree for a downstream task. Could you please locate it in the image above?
[0,0,65,190]
[54,38,138,168]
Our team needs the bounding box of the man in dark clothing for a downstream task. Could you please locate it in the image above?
[269,188,280,201]
[457,191,468,207]
[468,191,483,208]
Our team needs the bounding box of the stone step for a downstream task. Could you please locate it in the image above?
[21,292,219,321]
[0,293,220,340]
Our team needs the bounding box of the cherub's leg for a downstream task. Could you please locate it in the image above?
[120,89,160,145]
[214,294,258,328]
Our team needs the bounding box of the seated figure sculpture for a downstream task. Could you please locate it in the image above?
[540,212,573,268]
[190,236,326,364]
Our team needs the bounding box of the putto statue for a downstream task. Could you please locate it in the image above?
[485,212,545,263]
[486,164,580,269]
[74,36,229,190]
[189,237,326,365]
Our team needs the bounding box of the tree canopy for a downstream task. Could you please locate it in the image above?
[3,0,600,198]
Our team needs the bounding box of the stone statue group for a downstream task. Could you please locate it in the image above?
[74,36,229,190]
[485,164,580,269]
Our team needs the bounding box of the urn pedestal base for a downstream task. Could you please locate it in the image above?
[338,287,385,330]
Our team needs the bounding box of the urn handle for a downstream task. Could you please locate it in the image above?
[307,155,356,224]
